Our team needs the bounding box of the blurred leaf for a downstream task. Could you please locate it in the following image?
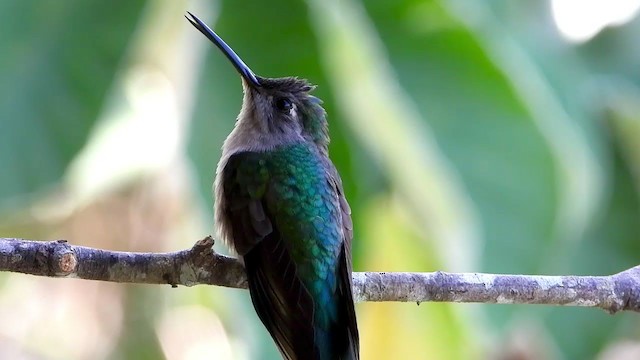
[358,196,478,360]
[578,14,640,87]
[112,287,166,360]
[543,140,640,360]
[309,0,481,272]
[604,84,640,194]
[538,83,640,360]
[0,0,146,208]
[444,2,640,358]
[458,0,609,255]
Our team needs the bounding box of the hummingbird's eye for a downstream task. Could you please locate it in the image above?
[275,97,293,112]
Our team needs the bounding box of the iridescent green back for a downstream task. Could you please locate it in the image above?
[224,140,358,359]
[234,143,343,319]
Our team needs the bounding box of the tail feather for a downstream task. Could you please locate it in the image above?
[244,237,359,359]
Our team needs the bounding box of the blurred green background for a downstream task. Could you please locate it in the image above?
[1,0,640,359]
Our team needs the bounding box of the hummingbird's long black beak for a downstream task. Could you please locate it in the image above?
[186,12,261,88]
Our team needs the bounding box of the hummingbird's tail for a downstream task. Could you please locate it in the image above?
[244,236,359,360]
[312,248,360,360]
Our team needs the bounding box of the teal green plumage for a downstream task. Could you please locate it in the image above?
[221,141,357,360]
[234,143,341,293]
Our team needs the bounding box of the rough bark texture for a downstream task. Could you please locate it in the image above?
[0,237,246,289]
[1,237,639,314]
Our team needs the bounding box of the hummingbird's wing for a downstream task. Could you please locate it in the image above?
[326,164,359,358]
[220,150,359,360]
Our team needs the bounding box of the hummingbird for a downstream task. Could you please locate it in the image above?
[186,13,359,360]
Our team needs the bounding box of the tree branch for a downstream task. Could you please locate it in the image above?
[1,237,639,314]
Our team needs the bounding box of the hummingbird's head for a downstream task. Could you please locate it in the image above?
[186,13,329,152]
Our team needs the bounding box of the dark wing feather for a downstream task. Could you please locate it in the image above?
[244,233,317,359]
[328,166,360,359]
[222,153,318,359]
